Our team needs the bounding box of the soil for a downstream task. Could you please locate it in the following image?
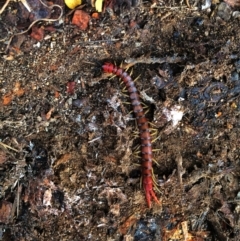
[0,0,240,240]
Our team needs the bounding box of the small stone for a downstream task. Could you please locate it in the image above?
[217,2,232,21]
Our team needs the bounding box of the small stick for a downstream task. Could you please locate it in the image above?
[0,141,19,152]
[0,0,11,15]
[124,56,185,69]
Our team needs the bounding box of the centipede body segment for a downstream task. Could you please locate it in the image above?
[102,62,161,208]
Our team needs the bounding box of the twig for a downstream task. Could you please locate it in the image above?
[0,141,19,152]
[0,0,11,15]
[124,55,185,69]
[20,0,32,12]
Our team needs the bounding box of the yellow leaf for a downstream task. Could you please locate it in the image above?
[64,0,82,9]
[95,0,103,12]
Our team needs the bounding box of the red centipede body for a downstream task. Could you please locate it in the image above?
[102,63,161,208]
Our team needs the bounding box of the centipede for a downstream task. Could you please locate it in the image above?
[102,62,161,208]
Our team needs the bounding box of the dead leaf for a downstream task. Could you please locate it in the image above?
[72,10,90,30]
[103,155,117,164]
[45,107,54,120]
[2,92,14,105]
[54,153,72,168]
[119,214,138,235]
[67,81,76,94]
[0,150,7,164]
[55,91,60,98]
[95,0,103,12]
[0,201,12,224]
[13,82,25,97]
[30,25,45,41]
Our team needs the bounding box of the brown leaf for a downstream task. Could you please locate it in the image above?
[67,81,76,94]
[30,25,45,41]
[72,10,90,30]
[13,82,25,97]
[0,201,12,224]
[2,92,14,105]
[54,91,60,98]
[45,107,54,120]
[54,153,72,168]
[119,214,138,235]
[0,150,7,165]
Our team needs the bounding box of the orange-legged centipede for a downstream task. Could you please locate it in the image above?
[102,63,160,208]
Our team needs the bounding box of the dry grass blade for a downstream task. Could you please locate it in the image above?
[20,0,32,12]
[0,0,11,15]
[0,141,19,152]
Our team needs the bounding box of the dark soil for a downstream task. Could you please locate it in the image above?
[0,0,240,240]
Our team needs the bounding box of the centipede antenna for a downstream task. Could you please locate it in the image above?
[120,62,123,68]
